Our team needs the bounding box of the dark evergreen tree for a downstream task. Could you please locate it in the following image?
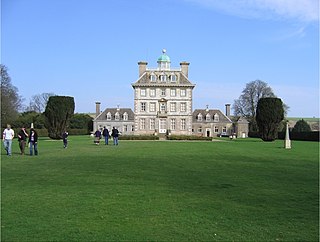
[256,97,284,141]
[44,96,75,139]
[292,119,311,132]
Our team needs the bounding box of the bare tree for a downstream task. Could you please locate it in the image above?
[27,92,55,113]
[233,80,282,132]
[1,64,23,126]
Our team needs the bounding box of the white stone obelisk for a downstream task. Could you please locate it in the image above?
[284,122,291,149]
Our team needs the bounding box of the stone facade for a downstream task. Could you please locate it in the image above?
[93,106,134,135]
[93,50,249,138]
[132,49,195,136]
[192,108,233,137]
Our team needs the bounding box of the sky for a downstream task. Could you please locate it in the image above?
[2,0,319,117]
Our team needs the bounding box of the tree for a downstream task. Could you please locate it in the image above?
[233,80,289,132]
[69,113,93,132]
[12,111,46,129]
[292,119,311,132]
[0,64,23,126]
[26,92,55,113]
[256,97,284,141]
[44,96,75,139]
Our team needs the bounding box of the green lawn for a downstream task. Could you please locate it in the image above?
[1,136,319,241]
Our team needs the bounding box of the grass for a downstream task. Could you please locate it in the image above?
[1,136,319,241]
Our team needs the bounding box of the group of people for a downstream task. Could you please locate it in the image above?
[94,126,119,145]
[2,124,38,156]
[3,124,120,156]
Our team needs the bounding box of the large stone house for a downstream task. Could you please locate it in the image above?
[132,49,195,136]
[93,50,249,138]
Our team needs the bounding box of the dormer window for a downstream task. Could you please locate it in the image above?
[197,113,203,121]
[106,112,112,120]
[214,113,219,122]
[123,112,128,121]
[206,113,211,121]
[150,73,157,82]
[160,73,167,82]
[170,74,176,82]
[115,112,120,121]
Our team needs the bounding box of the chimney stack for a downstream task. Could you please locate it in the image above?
[180,61,189,77]
[225,104,231,117]
[95,102,101,117]
[138,61,148,77]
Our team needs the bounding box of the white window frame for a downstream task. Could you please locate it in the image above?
[150,89,156,97]
[180,103,186,112]
[150,118,155,130]
[149,102,156,112]
[170,119,176,130]
[140,89,146,97]
[180,89,186,97]
[141,102,146,112]
[170,102,176,112]
[170,89,176,97]
[181,119,186,130]
[140,118,146,130]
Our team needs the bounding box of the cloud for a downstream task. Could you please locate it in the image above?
[184,0,319,23]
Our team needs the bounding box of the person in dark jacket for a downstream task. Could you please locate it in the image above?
[62,130,69,148]
[111,127,119,145]
[102,126,110,145]
[94,129,101,145]
[28,128,38,155]
[17,126,29,155]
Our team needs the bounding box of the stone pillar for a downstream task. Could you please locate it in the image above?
[95,102,101,117]
[180,61,190,77]
[284,122,291,149]
[138,61,148,77]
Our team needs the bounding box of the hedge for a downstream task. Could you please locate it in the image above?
[167,135,212,141]
[119,135,159,140]
[249,131,319,141]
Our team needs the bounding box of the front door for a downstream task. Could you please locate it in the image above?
[159,119,166,134]
[206,128,211,137]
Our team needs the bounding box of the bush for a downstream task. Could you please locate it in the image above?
[167,135,212,141]
[278,131,319,142]
[120,135,159,140]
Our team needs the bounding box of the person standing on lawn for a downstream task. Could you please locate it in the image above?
[102,126,110,145]
[94,129,102,145]
[3,124,15,156]
[28,128,38,155]
[111,127,119,145]
[17,126,29,155]
[62,130,68,148]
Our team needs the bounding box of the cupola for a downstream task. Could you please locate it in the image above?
[157,49,171,70]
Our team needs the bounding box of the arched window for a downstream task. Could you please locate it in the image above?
[170,74,176,82]
[214,113,219,122]
[160,73,167,82]
[150,73,157,82]
[206,113,211,121]
[197,113,203,121]
[123,112,128,121]
[106,112,112,120]
[115,112,120,121]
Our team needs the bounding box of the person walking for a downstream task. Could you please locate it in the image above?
[62,130,69,148]
[111,127,119,145]
[94,129,101,145]
[28,128,38,155]
[3,124,15,156]
[102,126,110,145]
[17,126,29,155]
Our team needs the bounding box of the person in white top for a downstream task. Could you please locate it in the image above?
[3,124,14,156]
